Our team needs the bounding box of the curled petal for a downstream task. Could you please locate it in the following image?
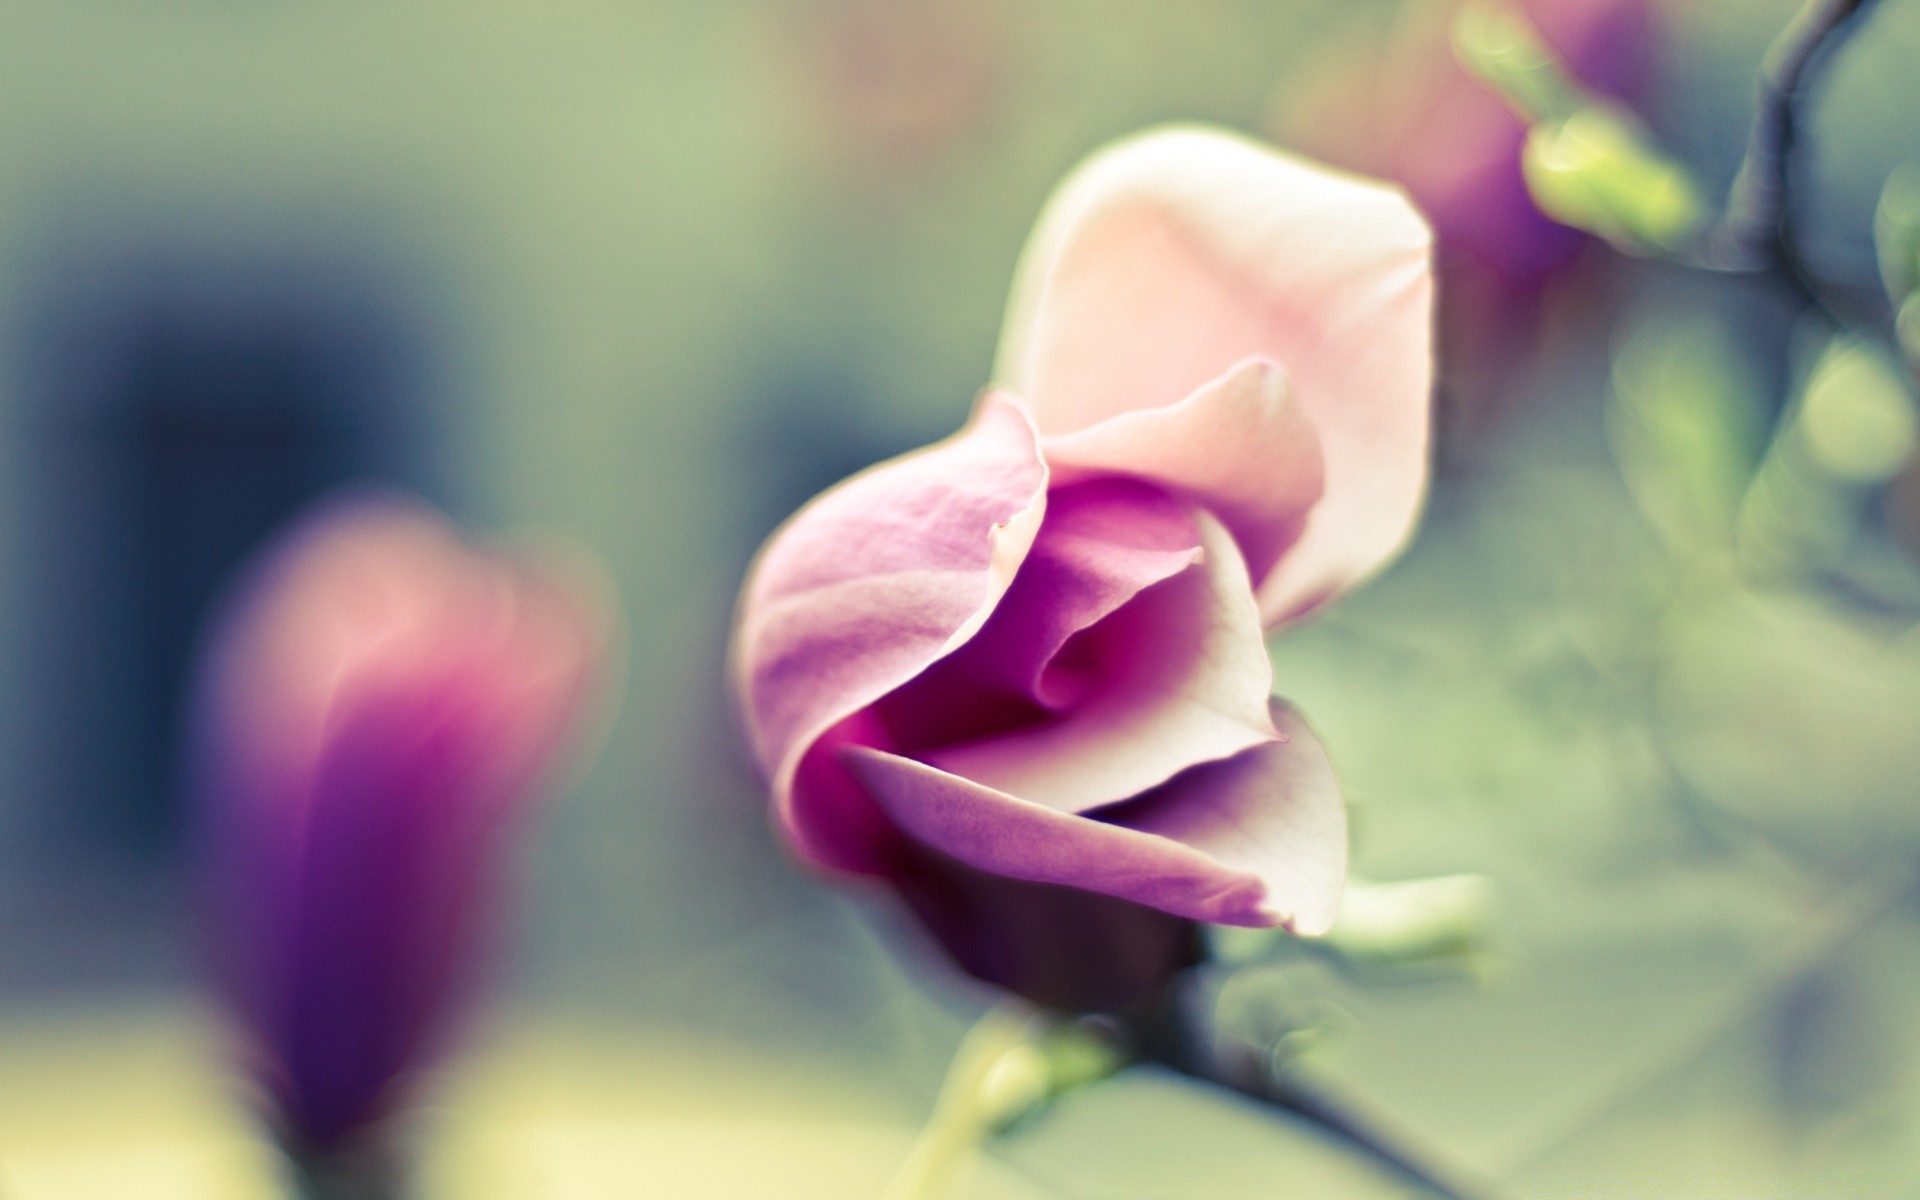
[922,510,1276,815]
[731,392,1049,868]
[848,699,1342,929]
[878,478,1203,746]
[996,125,1434,625]
[1110,699,1346,934]
[846,745,1274,925]
[1044,356,1326,589]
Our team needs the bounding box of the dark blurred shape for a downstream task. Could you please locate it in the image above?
[1277,0,1662,454]
[1769,963,1894,1135]
[890,843,1203,1015]
[7,236,440,868]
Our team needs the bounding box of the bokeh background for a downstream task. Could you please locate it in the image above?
[5,0,1920,1195]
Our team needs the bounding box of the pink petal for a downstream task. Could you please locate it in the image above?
[876,478,1203,748]
[1113,699,1346,934]
[731,391,1049,869]
[845,745,1273,926]
[1044,356,1326,589]
[922,510,1276,815]
[846,699,1343,929]
[995,125,1434,626]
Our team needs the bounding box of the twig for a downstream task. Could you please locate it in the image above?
[1692,0,1888,335]
[1216,1067,1509,1200]
[1129,983,1508,1200]
[1712,0,1881,265]
[1496,864,1918,1181]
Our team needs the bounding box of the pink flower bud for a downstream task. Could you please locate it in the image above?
[732,127,1434,1011]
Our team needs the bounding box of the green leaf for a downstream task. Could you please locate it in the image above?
[1315,875,1495,979]
[1456,5,1702,253]
[1523,108,1704,253]
[1212,876,1497,983]
[881,1007,1126,1200]
[1452,2,1581,123]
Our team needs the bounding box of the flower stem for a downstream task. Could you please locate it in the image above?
[283,1140,410,1200]
[879,1094,989,1200]
[1193,1060,1508,1200]
[880,1007,1055,1200]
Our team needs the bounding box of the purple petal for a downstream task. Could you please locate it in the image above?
[731,392,1049,870]
[268,665,513,1145]
[1111,698,1346,934]
[876,478,1202,746]
[845,744,1274,925]
[847,697,1343,929]
[192,493,603,1149]
[1044,356,1326,591]
[921,510,1276,815]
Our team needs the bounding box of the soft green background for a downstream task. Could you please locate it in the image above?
[4,0,1920,1195]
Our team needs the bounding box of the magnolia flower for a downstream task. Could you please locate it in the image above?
[191,493,604,1160]
[732,126,1433,1011]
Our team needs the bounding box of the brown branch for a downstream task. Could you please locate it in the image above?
[1127,983,1508,1200]
[1695,0,1888,335]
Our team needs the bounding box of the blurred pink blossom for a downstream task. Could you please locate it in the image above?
[191,493,606,1156]
[733,127,1433,1011]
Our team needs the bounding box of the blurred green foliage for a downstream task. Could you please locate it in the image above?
[1608,312,1763,554]
[1457,2,1703,252]
[1521,108,1703,252]
[1452,3,1585,123]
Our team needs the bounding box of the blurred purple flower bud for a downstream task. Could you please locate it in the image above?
[190,493,606,1157]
